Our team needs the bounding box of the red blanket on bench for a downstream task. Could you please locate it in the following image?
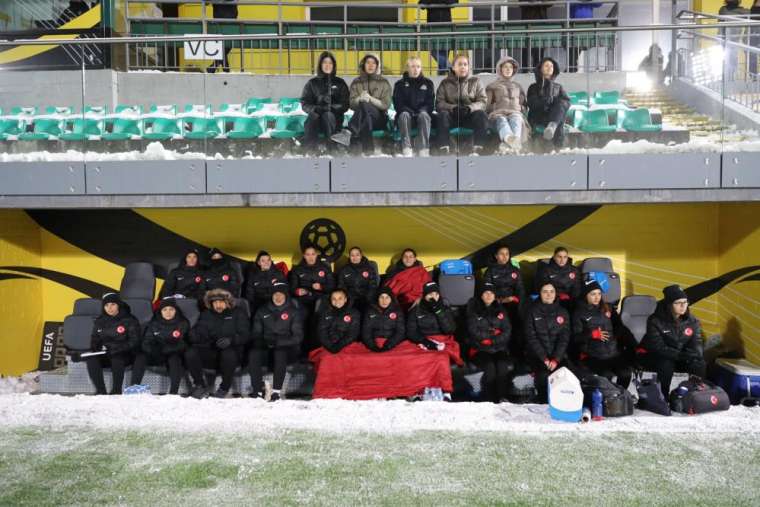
[384,265,431,312]
[309,335,463,400]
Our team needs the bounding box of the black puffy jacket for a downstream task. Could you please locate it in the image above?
[465,298,511,354]
[534,257,581,300]
[141,313,191,356]
[523,300,571,362]
[204,257,241,297]
[362,303,406,351]
[301,51,350,118]
[251,295,303,349]
[316,301,361,354]
[392,72,435,117]
[482,261,526,303]
[190,306,250,350]
[420,0,455,23]
[289,259,335,305]
[245,264,288,310]
[160,250,206,300]
[337,257,379,308]
[640,301,703,361]
[572,302,622,361]
[406,299,456,346]
[527,57,570,125]
[91,306,142,355]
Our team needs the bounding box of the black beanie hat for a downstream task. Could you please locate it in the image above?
[376,286,395,301]
[423,281,440,297]
[478,282,497,297]
[158,297,178,311]
[208,247,223,259]
[270,282,289,297]
[581,280,603,298]
[102,292,122,306]
[663,284,688,305]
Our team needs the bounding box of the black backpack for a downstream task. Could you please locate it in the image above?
[669,376,730,415]
[581,374,635,417]
[635,376,671,416]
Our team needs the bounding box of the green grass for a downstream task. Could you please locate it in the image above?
[0,429,758,506]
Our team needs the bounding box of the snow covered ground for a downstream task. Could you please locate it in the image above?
[1,393,758,436]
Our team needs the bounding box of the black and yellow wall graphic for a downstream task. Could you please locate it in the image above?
[1,203,758,375]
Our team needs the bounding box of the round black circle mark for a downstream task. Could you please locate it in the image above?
[299,219,346,262]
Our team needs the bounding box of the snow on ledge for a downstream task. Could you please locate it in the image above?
[0,394,758,436]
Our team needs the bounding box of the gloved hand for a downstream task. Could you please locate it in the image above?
[452,105,470,118]
[215,337,232,349]
[429,298,444,314]
[422,338,439,350]
[313,105,327,114]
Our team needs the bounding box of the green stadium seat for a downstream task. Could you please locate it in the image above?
[618,108,662,133]
[60,118,102,141]
[18,118,62,140]
[569,91,589,106]
[577,109,617,133]
[181,105,221,140]
[142,105,180,141]
[226,116,268,139]
[0,107,31,140]
[278,98,301,113]
[102,105,143,141]
[592,91,621,105]
[270,115,307,139]
[246,98,273,114]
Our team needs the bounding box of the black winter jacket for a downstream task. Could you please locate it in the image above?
[204,258,241,297]
[523,300,571,362]
[289,259,335,305]
[141,314,191,356]
[160,250,206,300]
[534,257,581,300]
[392,72,435,118]
[482,261,526,303]
[527,58,570,125]
[640,301,703,361]
[190,307,250,349]
[572,302,622,361]
[301,51,350,118]
[317,302,361,353]
[245,264,288,310]
[465,298,512,354]
[337,257,379,308]
[251,295,304,349]
[406,298,456,348]
[91,307,142,355]
[361,303,406,351]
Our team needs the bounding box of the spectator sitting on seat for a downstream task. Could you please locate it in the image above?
[572,280,632,389]
[289,245,335,349]
[204,248,241,297]
[637,285,706,398]
[435,53,489,156]
[249,283,303,401]
[393,56,435,157]
[317,288,361,354]
[331,53,392,155]
[300,51,350,155]
[486,55,528,154]
[523,282,571,403]
[244,250,288,315]
[527,57,570,148]
[132,297,205,396]
[362,287,406,352]
[465,282,514,403]
[188,289,250,398]
[85,293,142,395]
[533,246,581,309]
[337,246,379,312]
[160,248,206,301]
[384,248,432,311]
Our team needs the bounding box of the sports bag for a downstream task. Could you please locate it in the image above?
[581,374,634,417]
[669,376,730,415]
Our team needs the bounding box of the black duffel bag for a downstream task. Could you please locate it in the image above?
[635,375,671,416]
[581,374,635,417]
[669,376,730,415]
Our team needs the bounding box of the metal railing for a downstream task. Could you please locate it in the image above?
[122,0,620,74]
[676,10,760,114]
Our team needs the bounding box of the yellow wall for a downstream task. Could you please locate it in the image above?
[0,211,43,376]
[718,203,760,364]
[2,203,758,375]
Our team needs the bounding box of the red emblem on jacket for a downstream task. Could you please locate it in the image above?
[195,276,202,283]
[684,327,693,336]
[497,312,505,320]
[222,274,230,282]
[343,315,352,323]
[318,270,325,277]
[389,312,397,320]
[116,325,125,334]
[172,330,181,338]
[556,316,565,325]
[362,271,369,278]
[511,272,518,280]
[568,272,576,280]
[281,312,289,321]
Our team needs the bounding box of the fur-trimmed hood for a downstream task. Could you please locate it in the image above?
[203,288,236,310]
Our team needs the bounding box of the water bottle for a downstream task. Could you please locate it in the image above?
[434,387,443,401]
[423,387,431,401]
[592,388,604,421]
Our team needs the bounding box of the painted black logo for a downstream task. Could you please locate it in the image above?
[299,219,346,262]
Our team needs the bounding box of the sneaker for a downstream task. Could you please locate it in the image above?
[190,385,208,400]
[212,388,230,399]
[506,135,521,151]
[443,392,452,402]
[269,392,281,402]
[497,142,511,155]
[543,122,557,141]
[401,147,413,157]
[373,146,384,157]
[249,391,264,399]
[419,148,430,158]
[330,129,352,147]
[439,145,450,156]
[471,145,484,157]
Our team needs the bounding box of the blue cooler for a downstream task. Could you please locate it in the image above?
[713,358,760,404]
[439,259,472,276]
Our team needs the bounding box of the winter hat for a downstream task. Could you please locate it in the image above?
[663,284,688,305]
[208,247,224,259]
[270,282,289,297]
[205,288,233,307]
[423,281,440,297]
[581,280,603,298]
[375,286,395,302]
[478,282,497,297]
[102,292,122,306]
[182,248,201,266]
[158,297,179,311]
